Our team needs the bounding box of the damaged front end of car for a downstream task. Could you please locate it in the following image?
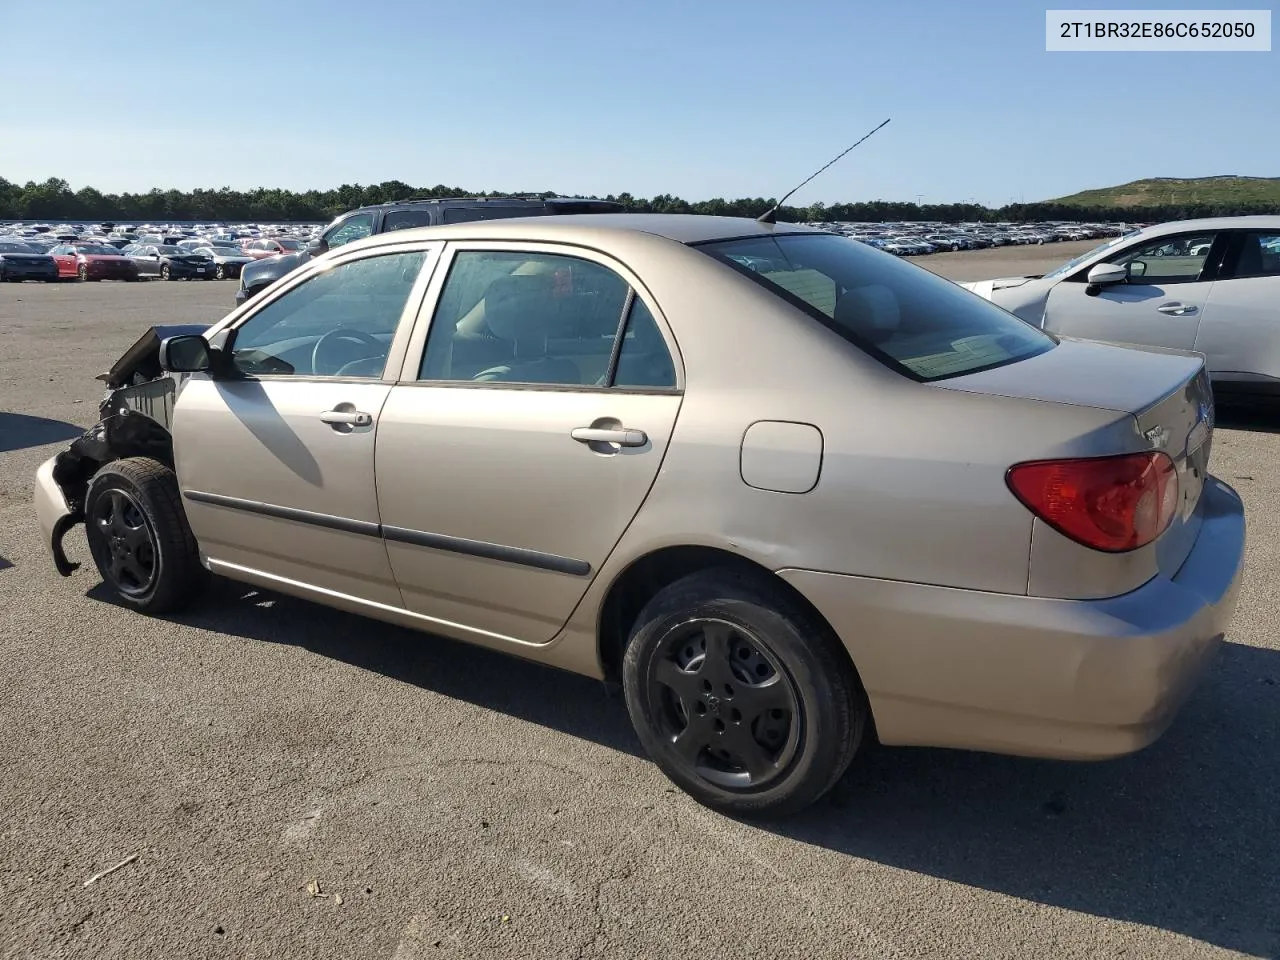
[34,324,208,576]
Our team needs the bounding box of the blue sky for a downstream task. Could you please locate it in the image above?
[1,0,1274,206]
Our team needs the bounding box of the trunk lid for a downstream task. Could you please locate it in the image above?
[936,336,1214,578]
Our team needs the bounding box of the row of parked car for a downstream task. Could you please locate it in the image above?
[809,220,1132,255]
[0,227,318,283]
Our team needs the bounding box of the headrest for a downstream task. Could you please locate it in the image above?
[835,284,900,343]
[483,273,578,342]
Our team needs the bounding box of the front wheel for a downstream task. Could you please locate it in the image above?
[160,264,171,280]
[77,264,88,281]
[83,458,207,614]
[622,568,867,818]
[215,265,226,280]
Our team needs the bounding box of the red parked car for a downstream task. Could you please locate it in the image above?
[49,243,140,282]
[240,237,305,260]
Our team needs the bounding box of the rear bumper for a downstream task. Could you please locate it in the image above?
[778,476,1246,760]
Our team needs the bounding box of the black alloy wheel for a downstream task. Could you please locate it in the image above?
[160,263,171,280]
[650,618,800,789]
[83,458,207,613]
[215,264,226,280]
[89,488,158,598]
[623,568,867,817]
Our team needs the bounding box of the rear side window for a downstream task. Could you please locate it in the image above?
[1228,232,1280,279]
[384,209,436,231]
[698,233,1054,381]
[442,205,543,224]
[418,250,632,385]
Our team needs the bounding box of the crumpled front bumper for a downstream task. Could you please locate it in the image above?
[34,454,82,577]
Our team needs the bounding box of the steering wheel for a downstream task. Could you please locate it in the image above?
[311,328,383,376]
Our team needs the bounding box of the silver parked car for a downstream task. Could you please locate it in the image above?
[961,216,1280,399]
[34,215,1245,816]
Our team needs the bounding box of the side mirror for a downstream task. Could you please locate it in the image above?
[306,238,326,256]
[1086,263,1128,286]
[159,335,212,373]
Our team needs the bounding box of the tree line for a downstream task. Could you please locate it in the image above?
[3,176,1278,226]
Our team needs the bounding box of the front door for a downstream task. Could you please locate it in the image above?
[1044,230,1223,351]
[172,243,438,606]
[375,245,683,644]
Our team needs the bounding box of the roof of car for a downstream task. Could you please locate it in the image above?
[353,195,623,212]
[351,213,822,249]
[1140,215,1280,235]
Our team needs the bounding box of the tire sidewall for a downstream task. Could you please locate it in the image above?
[623,584,859,815]
[84,470,166,610]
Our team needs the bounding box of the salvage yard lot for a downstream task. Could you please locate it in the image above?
[1,243,1278,959]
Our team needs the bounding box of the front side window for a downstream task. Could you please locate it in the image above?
[1228,232,1280,279]
[419,250,638,386]
[1043,229,1141,280]
[1109,233,1216,283]
[699,233,1054,382]
[230,250,428,378]
[325,213,375,249]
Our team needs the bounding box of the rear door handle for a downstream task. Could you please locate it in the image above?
[571,426,647,447]
[321,409,372,427]
[1157,302,1198,316]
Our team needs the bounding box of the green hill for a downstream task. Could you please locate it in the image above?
[1051,176,1280,208]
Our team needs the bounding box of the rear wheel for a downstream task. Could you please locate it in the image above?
[77,264,88,281]
[622,568,866,817]
[84,458,207,614]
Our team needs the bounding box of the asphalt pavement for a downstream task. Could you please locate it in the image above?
[1,248,1277,959]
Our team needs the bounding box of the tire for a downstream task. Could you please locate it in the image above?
[160,264,171,280]
[622,568,866,818]
[83,458,207,614]
[215,265,226,280]
[77,264,88,281]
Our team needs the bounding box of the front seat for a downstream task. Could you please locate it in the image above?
[472,274,583,384]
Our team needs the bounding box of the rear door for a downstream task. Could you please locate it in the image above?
[1044,230,1225,350]
[50,245,76,277]
[1193,229,1280,384]
[375,242,683,644]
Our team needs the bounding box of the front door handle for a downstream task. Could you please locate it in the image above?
[571,426,647,447]
[321,409,372,427]
[1157,302,1198,316]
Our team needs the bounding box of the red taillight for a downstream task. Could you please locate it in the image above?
[1006,452,1179,553]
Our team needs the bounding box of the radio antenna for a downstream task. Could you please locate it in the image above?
[757,118,891,224]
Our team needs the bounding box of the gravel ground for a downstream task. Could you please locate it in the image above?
[1,249,1277,960]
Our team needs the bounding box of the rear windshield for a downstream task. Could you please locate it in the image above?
[698,232,1055,381]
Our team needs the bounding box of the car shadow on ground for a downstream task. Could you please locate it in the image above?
[93,579,1279,956]
[0,412,83,453]
[91,578,645,759]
